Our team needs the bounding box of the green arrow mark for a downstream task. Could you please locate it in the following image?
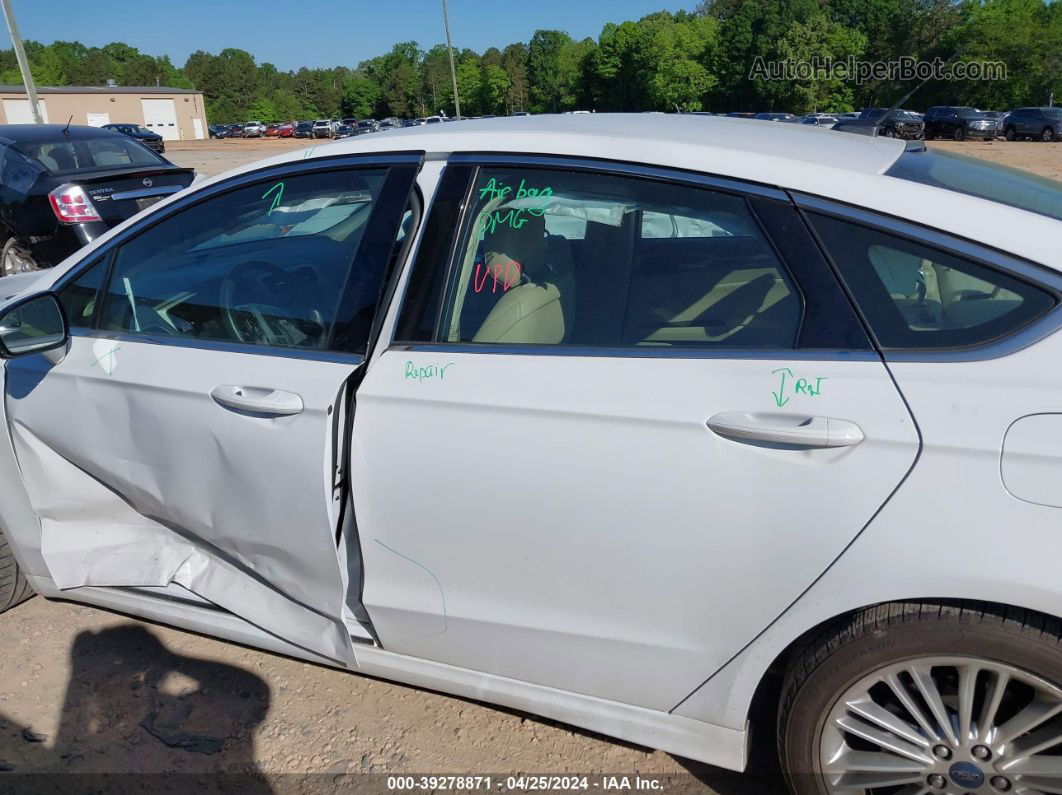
[771,367,793,407]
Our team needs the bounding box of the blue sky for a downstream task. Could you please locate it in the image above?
[8,0,684,71]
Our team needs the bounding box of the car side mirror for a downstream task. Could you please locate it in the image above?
[0,293,68,358]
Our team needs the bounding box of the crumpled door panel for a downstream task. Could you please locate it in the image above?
[6,336,358,665]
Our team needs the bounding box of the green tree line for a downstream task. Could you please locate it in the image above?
[1,0,1059,123]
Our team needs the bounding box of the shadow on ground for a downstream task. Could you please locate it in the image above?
[0,623,272,793]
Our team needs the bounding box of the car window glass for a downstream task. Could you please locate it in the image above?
[886,149,1062,222]
[430,167,803,349]
[97,168,390,352]
[57,257,107,328]
[809,212,1055,349]
[15,138,163,174]
[0,142,43,192]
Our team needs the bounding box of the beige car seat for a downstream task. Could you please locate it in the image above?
[472,215,576,344]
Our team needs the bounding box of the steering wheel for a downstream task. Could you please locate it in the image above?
[219,260,326,347]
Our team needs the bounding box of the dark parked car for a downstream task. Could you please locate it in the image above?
[1003,107,1061,142]
[100,123,166,153]
[798,115,838,127]
[228,123,245,137]
[208,124,229,139]
[334,124,355,140]
[754,112,796,122]
[355,119,379,136]
[293,121,314,139]
[0,125,195,273]
[856,108,924,139]
[922,106,996,141]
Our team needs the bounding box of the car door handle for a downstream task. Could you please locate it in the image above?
[707,412,863,449]
[210,385,304,416]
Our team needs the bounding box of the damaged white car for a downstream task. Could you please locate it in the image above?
[2,115,1062,794]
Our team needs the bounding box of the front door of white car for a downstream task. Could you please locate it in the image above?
[354,159,921,710]
[5,154,421,663]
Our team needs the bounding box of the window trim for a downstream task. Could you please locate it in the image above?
[389,341,879,362]
[792,192,1062,361]
[390,154,871,359]
[446,153,789,201]
[53,151,424,360]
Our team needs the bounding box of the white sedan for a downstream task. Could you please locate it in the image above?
[1,115,1061,794]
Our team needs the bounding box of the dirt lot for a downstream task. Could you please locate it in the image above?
[0,132,1059,794]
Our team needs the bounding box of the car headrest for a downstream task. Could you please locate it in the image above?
[483,212,548,280]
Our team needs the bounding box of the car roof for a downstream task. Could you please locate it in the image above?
[0,123,128,143]
[209,113,1060,270]
[293,114,907,176]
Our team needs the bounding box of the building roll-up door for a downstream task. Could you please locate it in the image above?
[3,98,48,124]
[141,98,179,140]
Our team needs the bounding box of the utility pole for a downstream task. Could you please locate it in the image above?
[0,0,42,123]
[442,0,461,119]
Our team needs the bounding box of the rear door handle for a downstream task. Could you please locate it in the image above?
[707,412,863,449]
[210,385,304,416]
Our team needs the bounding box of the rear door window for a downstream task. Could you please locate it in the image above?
[809,212,1056,349]
[415,167,804,349]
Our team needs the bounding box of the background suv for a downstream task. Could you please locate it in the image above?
[922,106,996,140]
[242,121,265,138]
[311,119,333,138]
[1004,107,1061,141]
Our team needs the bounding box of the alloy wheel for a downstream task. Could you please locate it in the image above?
[819,656,1062,794]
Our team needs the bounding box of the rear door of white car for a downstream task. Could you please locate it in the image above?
[5,152,421,664]
[353,157,921,710]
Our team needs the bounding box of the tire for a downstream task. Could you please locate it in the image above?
[0,525,33,613]
[1005,126,1016,141]
[778,601,1062,795]
[923,127,934,141]
[953,125,965,141]
[1043,127,1057,143]
[883,127,895,138]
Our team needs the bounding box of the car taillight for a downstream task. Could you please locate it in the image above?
[48,184,101,223]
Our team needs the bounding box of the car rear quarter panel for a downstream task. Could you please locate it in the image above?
[675,326,1062,728]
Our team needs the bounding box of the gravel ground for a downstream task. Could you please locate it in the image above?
[0,131,1058,794]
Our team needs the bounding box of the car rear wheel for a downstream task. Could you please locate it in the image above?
[953,126,965,141]
[779,601,1062,795]
[0,525,33,614]
[1043,127,1057,143]
[1005,126,1017,141]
